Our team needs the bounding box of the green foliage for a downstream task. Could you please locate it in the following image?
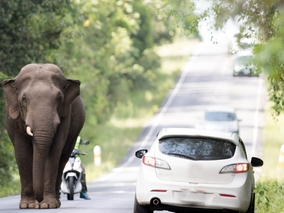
[255,181,284,213]
[0,72,18,191]
[131,1,154,53]
[54,0,170,128]
[0,0,80,76]
[161,0,199,36]
[254,104,284,212]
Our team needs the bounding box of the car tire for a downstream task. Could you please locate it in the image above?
[133,195,153,213]
[246,193,255,213]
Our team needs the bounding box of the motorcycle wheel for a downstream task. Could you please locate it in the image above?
[67,176,75,200]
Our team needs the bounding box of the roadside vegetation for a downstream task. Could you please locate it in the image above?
[255,105,284,213]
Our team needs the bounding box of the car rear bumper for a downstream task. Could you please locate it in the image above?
[136,170,253,212]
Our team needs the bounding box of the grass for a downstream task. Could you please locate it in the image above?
[0,175,20,197]
[255,102,284,212]
[261,104,284,180]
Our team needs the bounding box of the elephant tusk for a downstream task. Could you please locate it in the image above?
[26,126,33,136]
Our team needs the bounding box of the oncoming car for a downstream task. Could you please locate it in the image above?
[133,128,263,213]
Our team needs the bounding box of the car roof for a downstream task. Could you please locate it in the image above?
[157,128,239,145]
[205,106,236,113]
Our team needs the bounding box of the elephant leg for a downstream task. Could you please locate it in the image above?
[13,138,36,209]
[37,153,61,209]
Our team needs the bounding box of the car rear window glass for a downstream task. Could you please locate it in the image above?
[205,111,236,121]
[159,137,236,160]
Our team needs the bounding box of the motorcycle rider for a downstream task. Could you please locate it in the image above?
[73,136,91,200]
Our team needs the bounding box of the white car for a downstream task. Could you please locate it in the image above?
[197,106,241,134]
[232,51,258,77]
[134,128,263,213]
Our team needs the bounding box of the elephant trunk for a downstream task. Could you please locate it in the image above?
[32,131,55,202]
[25,109,61,201]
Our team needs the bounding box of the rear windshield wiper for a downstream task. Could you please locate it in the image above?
[167,152,197,160]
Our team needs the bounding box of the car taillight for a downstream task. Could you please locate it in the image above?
[220,163,249,173]
[142,156,171,170]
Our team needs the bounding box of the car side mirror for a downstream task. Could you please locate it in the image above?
[135,149,148,159]
[251,157,263,167]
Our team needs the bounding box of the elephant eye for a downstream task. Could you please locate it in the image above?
[22,96,27,107]
[57,94,63,103]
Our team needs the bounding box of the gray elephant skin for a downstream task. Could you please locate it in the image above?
[2,63,85,209]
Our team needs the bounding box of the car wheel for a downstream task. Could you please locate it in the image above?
[246,193,255,213]
[133,195,153,213]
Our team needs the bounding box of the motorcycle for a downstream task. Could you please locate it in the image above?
[60,140,89,200]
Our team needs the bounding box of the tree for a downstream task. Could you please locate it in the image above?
[56,0,175,125]
[0,0,80,76]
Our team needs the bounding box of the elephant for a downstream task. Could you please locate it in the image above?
[2,63,85,209]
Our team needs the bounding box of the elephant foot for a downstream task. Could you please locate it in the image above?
[57,198,61,207]
[19,199,37,209]
[56,191,61,207]
[36,197,60,209]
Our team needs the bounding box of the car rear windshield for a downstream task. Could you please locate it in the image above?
[159,137,236,160]
[205,111,236,121]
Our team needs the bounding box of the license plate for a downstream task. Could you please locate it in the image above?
[174,190,210,204]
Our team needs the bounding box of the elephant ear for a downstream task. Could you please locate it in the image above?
[62,79,81,118]
[2,79,19,119]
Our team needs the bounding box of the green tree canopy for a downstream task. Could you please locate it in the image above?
[0,0,80,76]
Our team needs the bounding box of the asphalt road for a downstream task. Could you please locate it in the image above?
[0,41,267,213]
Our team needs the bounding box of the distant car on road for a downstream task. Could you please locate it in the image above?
[196,106,241,134]
[134,128,263,213]
[232,51,259,77]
